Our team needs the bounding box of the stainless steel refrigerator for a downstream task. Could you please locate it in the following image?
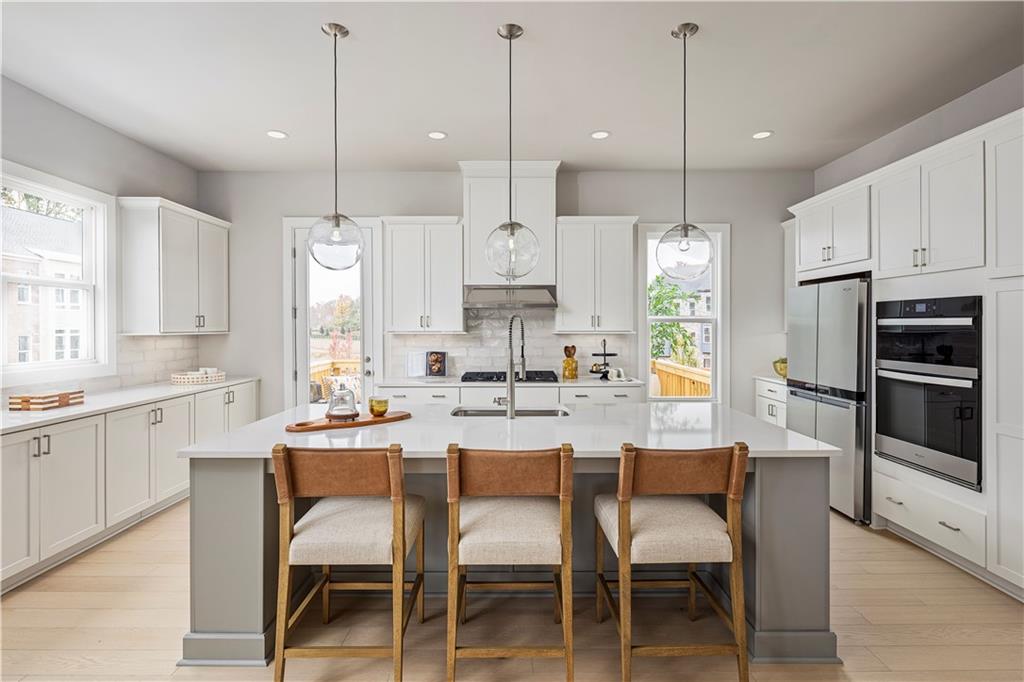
[786,278,871,522]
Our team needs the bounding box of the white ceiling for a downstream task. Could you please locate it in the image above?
[3,2,1021,172]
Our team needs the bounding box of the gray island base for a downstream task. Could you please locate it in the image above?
[179,402,839,666]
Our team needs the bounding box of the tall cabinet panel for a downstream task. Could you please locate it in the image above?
[555,222,595,331]
[986,123,1024,279]
[425,224,464,332]
[39,416,105,560]
[595,222,635,331]
[1,430,40,578]
[159,207,200,332]
[386,223,427,332]
[198,220,229,332]
[921,141,985,274]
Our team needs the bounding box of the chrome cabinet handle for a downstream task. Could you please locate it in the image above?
[156,407,164,424]
[574,394,589,398]
[431,394,445,399]
[223,391,230,406]
[393,394,407,399]
[425,315,431,327]
[821,246,826,261]
[590,315,595,328]
[614,394,629,398]
[938,520,961,532]
[597,315,601,327]
[885,496,903,506]
[912,248,919,267]
[41,435,51,455]
[229,391,235,404]
[195,314,201,328]
[31,436,41,458]
[150,409,158,425]
[768,403,775,417]
[920,247,927,266]
[827,245,833,261]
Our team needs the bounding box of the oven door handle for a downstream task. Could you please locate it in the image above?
[877,369,974,389]
[877,317,975,326]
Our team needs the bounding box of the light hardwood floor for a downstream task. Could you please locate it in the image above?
[2,501,1021,681]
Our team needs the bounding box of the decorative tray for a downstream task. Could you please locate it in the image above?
[8,390,85,411]
[171,371,226,385]
[286,411,411,432]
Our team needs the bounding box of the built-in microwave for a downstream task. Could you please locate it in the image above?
[874,296,982,490]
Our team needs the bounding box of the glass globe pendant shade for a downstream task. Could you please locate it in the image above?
[656,222,713,280]
[307,213,364,271]
[485,220,540,280]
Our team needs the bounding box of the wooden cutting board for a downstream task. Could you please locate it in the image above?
[285,411,411,433]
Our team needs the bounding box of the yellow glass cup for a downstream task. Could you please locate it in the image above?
[368,396,389,417]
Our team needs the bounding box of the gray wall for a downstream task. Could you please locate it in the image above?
[1,77,198,205]
[197,168,812,417]
[815,65,1024,193]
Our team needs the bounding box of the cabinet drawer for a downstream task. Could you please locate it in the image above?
[377,387,460,405]
[874,471,986,565]
[755,379,786,402]
[559,386,643,404]
[460,386,559,407]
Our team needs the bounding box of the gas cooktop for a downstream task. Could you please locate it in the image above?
[461,371,559,383]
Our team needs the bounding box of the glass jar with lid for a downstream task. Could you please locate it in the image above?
[325,378,359,421]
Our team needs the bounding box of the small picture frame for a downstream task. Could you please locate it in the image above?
[426,351,447,377]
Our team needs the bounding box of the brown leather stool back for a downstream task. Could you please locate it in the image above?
[446,443,574,501]
[272,444,405,503]
[617,442,748,502]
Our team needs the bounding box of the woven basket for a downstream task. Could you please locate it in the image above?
[171,371,226,386]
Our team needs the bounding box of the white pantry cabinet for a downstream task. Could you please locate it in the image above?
[194,381,259,444]
[120,197,230,334]
[555,217,637,333]
[384,217,464,333]
[986,122,1024,279]
[795,186,870,272]
[38,416,105,561]
[460,161,560,286]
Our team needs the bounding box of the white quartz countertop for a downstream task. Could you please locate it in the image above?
[377,378,644,387]
[753,375,787,386]
[180,401,837,460]
[2,376,260,434]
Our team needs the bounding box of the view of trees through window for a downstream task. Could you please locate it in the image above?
[306,256,363,403]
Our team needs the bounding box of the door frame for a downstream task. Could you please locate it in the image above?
[281,217,384,408]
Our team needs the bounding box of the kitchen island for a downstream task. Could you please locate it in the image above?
[179,401,839,666]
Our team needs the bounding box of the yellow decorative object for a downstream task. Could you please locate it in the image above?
[368,396,389,417]
[772,358,788,379]
[562,345,578,381]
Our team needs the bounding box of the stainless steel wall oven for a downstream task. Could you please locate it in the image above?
[874,296,982,490]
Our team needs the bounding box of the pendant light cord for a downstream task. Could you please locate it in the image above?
[682,31,687,226]
[508,34,513,224]
[333,31,339,216]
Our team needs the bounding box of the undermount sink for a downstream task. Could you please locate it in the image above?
[450,406,570,417]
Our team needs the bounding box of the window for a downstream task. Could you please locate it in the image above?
[641,223,729,403]
[2,161,116,386]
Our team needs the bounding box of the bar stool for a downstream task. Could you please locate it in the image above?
[594,442,750,682]
[271,444,425,682]
[445,442,574,682]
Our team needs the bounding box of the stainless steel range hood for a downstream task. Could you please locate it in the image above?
[462,285,557,310]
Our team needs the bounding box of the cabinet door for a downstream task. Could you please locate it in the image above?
[464,177,508,285]
[39,416,105,560]
[198,220,229,332]
[154,396,193,501]
[873,166,922,279]
[387,223,426,332]
[159,207,200,332]
[755,395,777,425]
[774,401,787,428]
[595,222,634,332]
[796,204,830,270]
[830,186,871,265]
[512,178,556,285]
[195,388,228,443]
[555,223,595,331]
[227,382,258,430]
[922,141,985,274]
[1,429,40,578]
[986,124,1024,279]
[105,404,154,525]
[425,224,464,332]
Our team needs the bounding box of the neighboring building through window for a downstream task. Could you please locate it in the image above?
[17,335,30,363]
[16,283,31,304]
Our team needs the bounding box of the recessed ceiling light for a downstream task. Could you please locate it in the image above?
[266,130,289,139]
[427,131,448,140]
[590,130,611,140]
[752,130,774,140]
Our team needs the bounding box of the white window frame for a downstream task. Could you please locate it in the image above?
[637,222,730,405]
[1,161,117,387]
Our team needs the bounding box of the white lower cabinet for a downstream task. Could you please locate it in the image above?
[106,404,156,525]
[154,396,193,501]
[377,386,460,406]
[39,416,105,561]
[1,430,41,577]
[460,386,559,407]
[194,381,259,443]
[558,385,643,405]
[754,378,787,428]
[228,382,258,429]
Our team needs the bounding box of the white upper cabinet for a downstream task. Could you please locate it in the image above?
[120,198,230,334]
[555,217,637,333]
[873,166,923,279]
[921,140,985,274]
[986,122,1024,279]
[384,217,464,333]
[460,161,559,286]
[795,186,870,272]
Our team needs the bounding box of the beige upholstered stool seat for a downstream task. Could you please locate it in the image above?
[290,494,427,565]
[458,496,562,565]
[594,494,732,564]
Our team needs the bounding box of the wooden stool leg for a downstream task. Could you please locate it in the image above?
[321,565,331,624]
[553,566,562,624]
[458,565,468,624]
[687,562,698,621]
[392,555,404,682]
[728,501,749,682]
[619,556,631,682]
[273,508,292,682]
[416,521,425,624]
[595,522,604,623]
[561,500,574,682]
[446,504,459,682]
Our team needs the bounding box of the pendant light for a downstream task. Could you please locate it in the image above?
[484,23,540,281]
[656,22,713,281]
[307,22,364,271]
